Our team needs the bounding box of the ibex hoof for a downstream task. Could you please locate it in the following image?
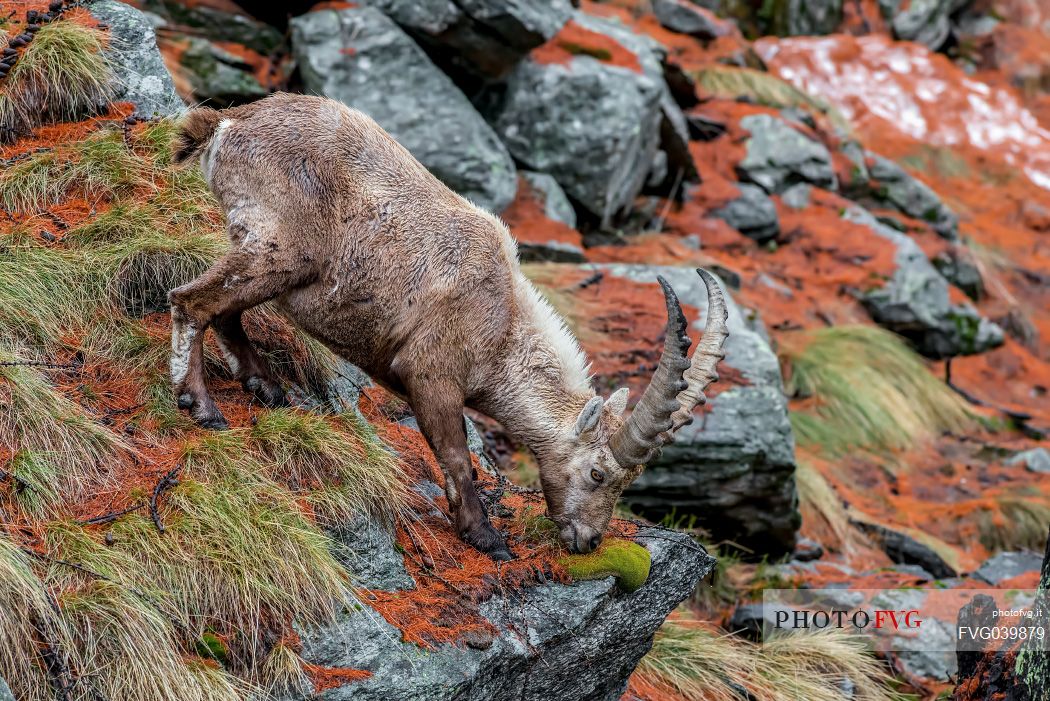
[463,522,513,562]
[244,376,288,408]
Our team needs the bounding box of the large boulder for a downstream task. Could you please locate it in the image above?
[844,207,1004,358]
[564,265,799,557]
[736,114,837,193]
[292,527,714,700]
[89,0,185,118]
[492,13,695,227]
[291,6,518,213]
[361,0,573,78]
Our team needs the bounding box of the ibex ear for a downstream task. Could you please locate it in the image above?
[604,387,629,416]
[574,396,604,437]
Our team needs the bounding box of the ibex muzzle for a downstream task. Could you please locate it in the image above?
[168,93,728,560]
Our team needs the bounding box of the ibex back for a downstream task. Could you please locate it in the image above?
[170,93,728,560]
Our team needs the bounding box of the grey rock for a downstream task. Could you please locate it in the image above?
[889,563,936,581]
[493,44,662,226]
[780,183,812,209]
[292,527,715,700]
[652,0,728,39]
[932,247,983,299]
[599,265,799,556]
[844,207,1004,358]
[854,521,957,579]
[1007,448,1050,474]
[0,678,12,701]
[363,0,573,78]
[710,183,780,243]
[89,0,185,118]
[840,139,871,188]
[177,37,267,106]
[973,551,1043,585]
[291,7,517,213]
[737,114,836,194]
[138,0,283,55]
[770,0,844,36]
[892,617,957,682]
[330,514,415,591]
[521,171,578,229]
[867,153,958,239]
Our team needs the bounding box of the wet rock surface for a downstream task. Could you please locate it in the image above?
[292,527,715,700]
[854,521,958,579]
[291,6,517,213]
[736,114,837,193]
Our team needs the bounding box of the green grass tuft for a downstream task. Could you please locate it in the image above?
[782,325,976,455]
[0,20,114,141]
[978,496,1050,554]
[560,538,652,592]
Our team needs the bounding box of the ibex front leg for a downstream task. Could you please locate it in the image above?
[406,378,512,561]
[169,251,305,429]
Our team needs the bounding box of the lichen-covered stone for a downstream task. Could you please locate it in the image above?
[291,6,517,213]
[866,153,959,239]
[291,527,714,700]
[89,0,185,118]
[0,678,13,701]
[880,0,966,50]
[177,37,267,106]
[844,207,1003,358]
[737,113,837,193]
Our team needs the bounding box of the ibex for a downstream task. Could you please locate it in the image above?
[170,93,728,560]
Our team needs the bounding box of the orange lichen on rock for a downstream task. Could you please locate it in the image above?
[531,20,643,73]
[302,664,371,693]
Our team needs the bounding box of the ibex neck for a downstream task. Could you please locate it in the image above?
[474,272,594,464]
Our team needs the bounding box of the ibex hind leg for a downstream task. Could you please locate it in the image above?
[405,377,512,561]
[169,250,306,429]
[213,311,288,408]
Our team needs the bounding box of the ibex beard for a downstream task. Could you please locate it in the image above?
[168,93,728,561]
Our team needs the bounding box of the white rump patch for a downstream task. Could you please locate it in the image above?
[200,118,232,186]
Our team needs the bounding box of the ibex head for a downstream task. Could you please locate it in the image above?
[542,269,729,554]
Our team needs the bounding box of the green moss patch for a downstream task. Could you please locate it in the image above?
[560,538,652,593]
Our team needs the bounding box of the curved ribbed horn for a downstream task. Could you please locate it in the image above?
[671,268,729,431]
[608,269,729,468]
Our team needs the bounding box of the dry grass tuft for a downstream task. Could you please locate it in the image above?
[634,613,900,701]
[0,534,69,700]
[59,580,246,701]
[0,20,113,142]
[781,325,976,455]
[0,345,126,502]
[795,458,855,554]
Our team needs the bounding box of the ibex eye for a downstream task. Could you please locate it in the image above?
[590,469,605,484]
